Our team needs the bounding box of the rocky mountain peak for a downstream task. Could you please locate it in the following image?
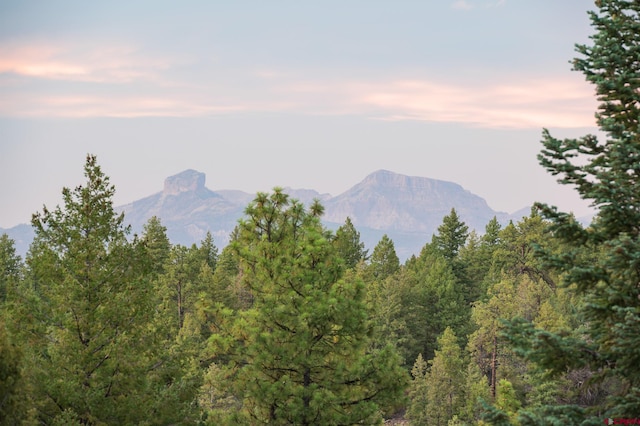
[163,169,205,196]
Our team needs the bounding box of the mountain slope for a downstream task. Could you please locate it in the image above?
[117,169,245,246]
[324,170,505,232]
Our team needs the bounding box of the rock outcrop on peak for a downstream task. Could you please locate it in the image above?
[163,169,206,196]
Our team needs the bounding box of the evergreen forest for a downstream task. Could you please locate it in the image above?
[2,1,640,424]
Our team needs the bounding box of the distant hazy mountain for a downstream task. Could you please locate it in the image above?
[115,169,520,260]
[323,170,507,232]
[117,169,245,246]
[0,224,34,260]
[321,170,513,259]
[3,169,538,260]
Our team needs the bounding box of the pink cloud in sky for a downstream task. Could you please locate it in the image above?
[451,0,506,11]
[0,40,596,128]
[0,41,172,84]
[0,93,245,118]
[356,76,596,128]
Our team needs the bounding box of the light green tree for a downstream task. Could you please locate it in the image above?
[407,353,429,425]
[214,189,407,425]
[425,327,467,426]
[432,208,469,262]
[407,328,467,426]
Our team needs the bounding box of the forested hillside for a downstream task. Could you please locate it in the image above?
[2,0,640,424]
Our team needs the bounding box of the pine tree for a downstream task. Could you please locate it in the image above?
[23,155,194,424]
[432,208,473,305]
[215,189,407,425]
[407,353,429,426]
[502,0,640,417]
[424,327,466,426]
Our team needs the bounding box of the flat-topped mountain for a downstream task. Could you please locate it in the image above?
[2,169,531,260]
[118,170,243,245]
[323,170,501,233]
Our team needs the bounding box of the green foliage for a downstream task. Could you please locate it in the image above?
[367,234,400,281]
[426,327,467,426]
[141,216,171,276]
[213,189,407,425]
[433,208,478,306]
[0,318,35,425]
[408,328,468,426]
[364,271,407,357]
[463,359,491,424]
[0,234,22,304]
[407,353,429,425]
[432,208,469,262]
[501,0,640,417]
[21,155,197,424]
[333,216,368,269]
[495,379,521,423]
[399,247,467,365]
[211,243,247,310]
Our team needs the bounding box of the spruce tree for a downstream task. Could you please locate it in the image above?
[367,234,400,281]
[432,208,469,262]
[332,216,368,269]
[503,0,640,418]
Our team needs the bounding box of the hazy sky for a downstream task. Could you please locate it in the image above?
[0,0,600,228]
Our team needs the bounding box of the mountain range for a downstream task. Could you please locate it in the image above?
[2,169,539,261]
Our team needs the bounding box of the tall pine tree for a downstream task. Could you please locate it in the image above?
[214,189,407,425]
[23,155,195,424]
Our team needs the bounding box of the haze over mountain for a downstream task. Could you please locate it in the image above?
[115,168,521,259]
[3,169,541,260]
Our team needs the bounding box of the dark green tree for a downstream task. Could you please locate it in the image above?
[367,234,400,281]
[432,208,474,304]
[0,318,34,425]
[432,208,469,262]
[215,189,407,425]
[396,244,468,366]
[210,242,247,310]
[141,215,171,276]
[332,216,368,269]
[503,0,640,418]
[196,231,219,271]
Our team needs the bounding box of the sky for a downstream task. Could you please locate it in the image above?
[0,0,601,229]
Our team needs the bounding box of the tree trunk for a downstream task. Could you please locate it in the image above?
[491,335,498,400]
